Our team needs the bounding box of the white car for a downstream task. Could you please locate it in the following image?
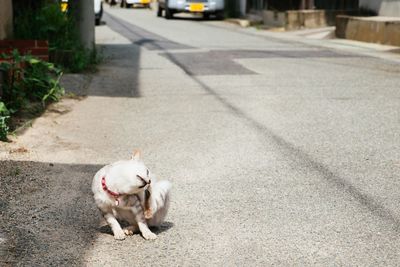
[95,0,104,25]
[157,0,224,19]
[120,0,151,8]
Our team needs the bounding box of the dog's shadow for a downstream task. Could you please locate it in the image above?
[99,221,174,236]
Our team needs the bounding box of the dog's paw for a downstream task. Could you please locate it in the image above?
[123,229,133,236]
[142,231,157,240]
[144,208,153,219]
[114,230,126,240]
[123,226,137,236]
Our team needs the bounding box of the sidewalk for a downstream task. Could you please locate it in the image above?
[0,21,148,266]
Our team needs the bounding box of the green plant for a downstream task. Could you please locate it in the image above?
[23,57,64,106]
[14,3,75,49]
[0,50,26,112]
[0,102,10,141]
[13,2,96,72]
[0,50,64,140]
[0,50,64,109]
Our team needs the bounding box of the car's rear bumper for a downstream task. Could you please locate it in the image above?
[167,0,224,12]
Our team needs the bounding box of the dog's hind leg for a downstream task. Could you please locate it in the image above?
[118,196,157,240]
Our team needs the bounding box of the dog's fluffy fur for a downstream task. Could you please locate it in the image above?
[92,151,171,240]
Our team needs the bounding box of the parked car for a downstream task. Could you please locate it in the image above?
[120,0,151,8]
[157,0,224,19]
[95,0,103,25]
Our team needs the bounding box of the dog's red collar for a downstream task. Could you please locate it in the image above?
[101,176,121,201]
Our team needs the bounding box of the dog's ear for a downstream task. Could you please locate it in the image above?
[131,149,141,160]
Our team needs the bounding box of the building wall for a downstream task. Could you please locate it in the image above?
[0,0,13,39]
[360,0,400,17]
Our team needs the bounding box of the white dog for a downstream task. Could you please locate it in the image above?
[92,150,171,240]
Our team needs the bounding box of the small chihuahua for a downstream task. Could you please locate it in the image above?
[92,150,171,240]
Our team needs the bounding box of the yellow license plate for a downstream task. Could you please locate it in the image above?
[140,0,150,3]
[189,3,204,12]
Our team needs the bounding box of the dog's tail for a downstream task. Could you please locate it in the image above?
[151,180,171,212]
[147,180,171,227]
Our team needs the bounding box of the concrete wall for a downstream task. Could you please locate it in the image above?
[360,0,400,17]
[0,0,13,40]
[336,15,400,46]
[263,9,354,30]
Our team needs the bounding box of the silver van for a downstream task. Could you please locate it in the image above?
[157,0,224,19]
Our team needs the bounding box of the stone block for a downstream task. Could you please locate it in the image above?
[263,10,285,27]
[286,11,301,30]
[385,21,400,45]
[285,10,328,30]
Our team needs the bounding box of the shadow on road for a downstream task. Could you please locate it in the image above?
[0,159,174,265]
[60,43,142,98]
[0,160,101,265]
[89,43,142,97]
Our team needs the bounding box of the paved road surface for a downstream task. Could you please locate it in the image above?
[1,5,400,266]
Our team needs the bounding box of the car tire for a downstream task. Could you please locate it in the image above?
[203,13,210,20]
[126,3,133,8]
[165,6,173,19]
[95,18,101,25]
[157,5,163,16]
[216,11,224,20]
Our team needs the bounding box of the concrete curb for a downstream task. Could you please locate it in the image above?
[225,19,251,27]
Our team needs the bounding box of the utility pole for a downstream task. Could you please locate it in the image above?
[0,0,13,39]
[69,1,95,50]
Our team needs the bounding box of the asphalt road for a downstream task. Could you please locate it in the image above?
[2,5,400,266]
